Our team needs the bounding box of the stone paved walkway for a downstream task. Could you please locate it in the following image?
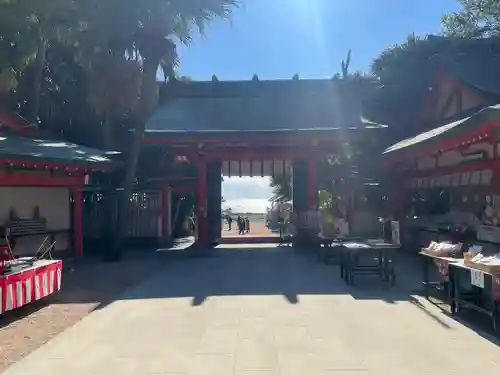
[4,244,500,374]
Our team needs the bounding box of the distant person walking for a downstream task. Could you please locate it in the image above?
[237,215,245,235]
[226,215,233,231]
[245,217,250,233]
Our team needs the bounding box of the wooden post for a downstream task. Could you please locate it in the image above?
[391,179,405,220]
[346,179,355,226]
[197,156,208,247]
[162,184,171,240]
[73,187,83,258]
[492,138,500,196]
[308,157,317,209]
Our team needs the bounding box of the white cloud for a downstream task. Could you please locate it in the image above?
[223,176,271,188]
[222,198,270,213]
[222,177,273,213]
[222,177,273,200]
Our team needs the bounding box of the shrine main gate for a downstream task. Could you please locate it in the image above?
[143,78,385,247]
[192,151,318,247]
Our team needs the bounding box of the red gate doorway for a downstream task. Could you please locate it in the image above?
[143,78,386,248]
[220,159,292,244]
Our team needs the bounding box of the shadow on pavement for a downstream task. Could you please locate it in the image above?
[120,243,422,306]
[0,300,48,329]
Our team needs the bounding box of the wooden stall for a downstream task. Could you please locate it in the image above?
[384,104,500,250]
[0,132,116,315]
[384,104,500,332]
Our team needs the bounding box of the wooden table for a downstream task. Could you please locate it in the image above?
[419,251,459,305]
[340,240,400,285]
[0,258,62,314]
[449,261,500,333]
[316,234,339,264]
[316,236,369,265]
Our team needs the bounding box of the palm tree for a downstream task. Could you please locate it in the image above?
[75,0,239,255]
[0,0,78,123]
[85,54,141,149]
[124,1,239,248]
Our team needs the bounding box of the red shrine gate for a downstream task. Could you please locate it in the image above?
[145,138,321,247]
[144,78,386,247]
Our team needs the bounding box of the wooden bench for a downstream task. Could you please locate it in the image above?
[3,218,70,254]
[8,218,48,237]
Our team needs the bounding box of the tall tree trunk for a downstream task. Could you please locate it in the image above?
[110,56,159,258]
[171,197,183,237]
[101,115,113,149]
[29,32,47,124]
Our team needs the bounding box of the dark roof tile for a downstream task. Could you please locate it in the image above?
[384,104,500,154]
[0,134,119,165]
[147,79,382,133]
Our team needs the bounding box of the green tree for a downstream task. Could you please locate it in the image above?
[368,32,500,137]
[368,33,436,136]
[0,0,78,122]
[270,175,292,202]
[28,42,95,137]
[0,1,238,251]
[178,75,193,82]
[269,50,381,204]
[85,54,141,149]
[442,0,500,37]
[75,0,239,254]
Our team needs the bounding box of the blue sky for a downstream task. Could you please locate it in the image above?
[222,177,273,213]
[178,0,461,80]
[179,0,462,212]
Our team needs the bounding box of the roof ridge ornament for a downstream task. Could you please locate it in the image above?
[211,74,218,82]
[252,74,259,81]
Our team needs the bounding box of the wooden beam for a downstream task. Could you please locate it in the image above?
[73,187,84,258]
[308,156,317,209]
[143,133,362,145]
[386,121,499,166]
[170,185,194,193]
[162,184,171,238]
[0,171,85,187]
[405,159,498,179]
[0,158,112,172]
[205,150,313,161]
[196,157,208,247]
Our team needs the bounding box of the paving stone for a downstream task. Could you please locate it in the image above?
[3,246,500,375]
[234,338,279,371]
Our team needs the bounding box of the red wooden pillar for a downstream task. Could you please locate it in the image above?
[492,140,500,196]
[308,156,317,209]
[73,186,83,258]
[197,156,208,247]
[391,180,405,219]
[345,179,355,225]
[162,184,171,239]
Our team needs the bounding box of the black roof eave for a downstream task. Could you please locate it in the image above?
[383,104,500,155]
[145,126,387,139]
[0,133,122,169]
